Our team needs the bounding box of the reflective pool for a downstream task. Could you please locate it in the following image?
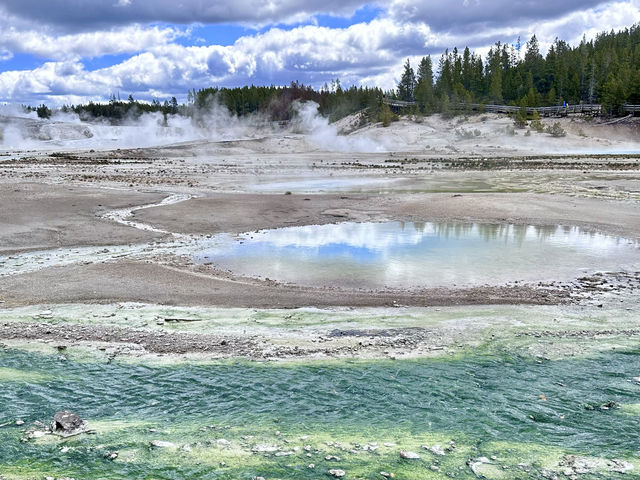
[193,222,640,288]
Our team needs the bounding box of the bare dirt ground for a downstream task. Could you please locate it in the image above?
[1,113,639,357]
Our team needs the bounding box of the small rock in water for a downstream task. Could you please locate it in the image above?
[51,411,85,434]
[610,459,634,474]
[104,450,118,460]
[15,420,24,426]
[426,444,445,456]
[251,444,279,453]
[151,440,176,448]
[275,451,294,457]
[329,469,346,477]
[400,450,420,459]
[469,457,493,476]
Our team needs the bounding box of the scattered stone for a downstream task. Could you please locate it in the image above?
[253,477,265,480]
[15,420,24,426]
[103,451,118,460]
[400,450,420,459]
[151,440,176,448]
[308,464,315,469]
[182,444,192,452]
[217,439,231,447]
[425,444,445,456]
[251,444,279,453]
[325,455,341,461]
[430,465,440,471]
[610,459,634,474]
[275,451,294,457]
[469,457,493,476]
[383,442,396,447]
[329,469,346,477]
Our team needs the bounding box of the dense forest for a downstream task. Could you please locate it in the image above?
[401,24,640,116]
[29,23,640,122]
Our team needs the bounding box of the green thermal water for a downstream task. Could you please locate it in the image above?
[1,347,638,479]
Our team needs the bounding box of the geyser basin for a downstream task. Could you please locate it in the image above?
[193,222,639,288]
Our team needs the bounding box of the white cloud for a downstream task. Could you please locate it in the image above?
[0,24,181,61]
[0,0,372,30]
[0,1,638,104]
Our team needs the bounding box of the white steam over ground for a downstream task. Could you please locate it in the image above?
[0,102,253,151]
[291,101,391,153]
[1,100,639,155]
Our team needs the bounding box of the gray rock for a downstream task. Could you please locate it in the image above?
[51,411,85,434]
[329,469,346,477]
[251,444,279,453]
[151,440,176,448]
[400,450,420,459]
[104,451,118,460]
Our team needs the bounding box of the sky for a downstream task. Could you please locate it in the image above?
[0,0,639,106]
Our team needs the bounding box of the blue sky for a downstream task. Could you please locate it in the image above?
[0,0,638,105]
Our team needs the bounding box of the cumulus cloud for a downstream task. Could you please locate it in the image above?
[0,0,371,30]
[387,0,609,32]
[0,0,638,105]
[0,25,181,61]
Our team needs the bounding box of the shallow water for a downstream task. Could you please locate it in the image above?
[0,347,638,479]
[193,221,640,288]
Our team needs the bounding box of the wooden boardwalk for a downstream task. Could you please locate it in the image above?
[382,97,640,116]
[459,103,602,116]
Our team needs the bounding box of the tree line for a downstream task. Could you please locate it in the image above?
[27,23,640,122]
[397,24,640,116]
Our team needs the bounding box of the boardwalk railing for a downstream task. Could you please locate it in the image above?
[458,103,602,116]
[382,98,640,116]
[382,98,416,108]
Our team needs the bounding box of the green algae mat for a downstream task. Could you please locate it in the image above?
[1,347,638,479]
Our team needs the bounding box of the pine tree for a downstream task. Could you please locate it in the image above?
[397,59,416,102]
[414,56,434,112]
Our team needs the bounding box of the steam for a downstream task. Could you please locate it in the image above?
[2,99,639,155]
[291,101,389,153]
[0,100,252,151]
